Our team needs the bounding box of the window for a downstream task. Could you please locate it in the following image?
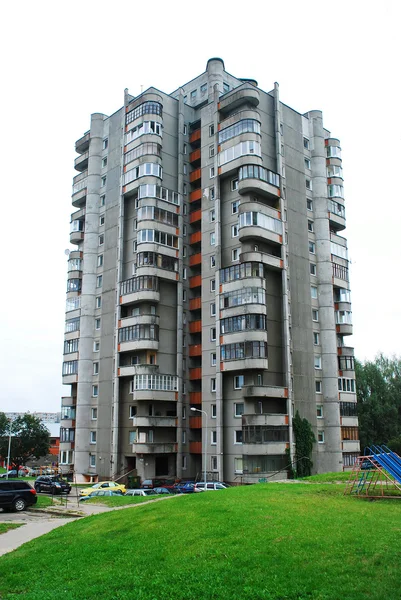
[94,318,100,330]
[100,195,105,206]
[183,289,187,302]
[232,248,240,262]
[96,275,102,288]
[232,200,240,214]
[311,286,318,299]
[210,303,216,316]
[97,254,103,267]
[90,455,96,468]
[129,430,137,444]
[103,138,108,150]
[210,187,215,201]
[235,430,243,444]
[210,209,216,222]
[183,225,187,236]
[314,356,322,369]
[317,405,323,419]
[210,167,215,178]
[318,430,325,443]
[315,380,322,393]
[338,378,356,393]
[183,143,187,154]
[182,268,187,280]
[183,184,187,195]
[304,158,311,169]
[182,406,186,419]
[93,341,100,352]
[96,296,102,308]
[211,379,216,393]
[306,200,313,213]
[306,179,312,190]
[129,406,137,418]
[93,362,99,375]
[99,234,104,246]
[92,385,98,397]
[234,375,244,389]
[313,332,320,346]
[234,403,244,418]
[102,157,107,168]
[182,456,187,470]
[303,137,310,149]
[201,83,207,94]
[182,430,186,444]
[90,431,97,444]
[183,246,187,258]
[190,90,197,100]
[234,457,243,474]
[231,224,239,237]
[211,404,217,417]
[310,263,316,276]
[211,353,216,366]
[312,309,319,322]
[183,164,187,175]
[183,203,187,215]
[210,279,216,292]
[211,456,218,471]
[309,241,316,254]
[91,408,98,420]
[209,145,215,158]
[231,178,239,191]
[101,176,106,187]
[211,431,217,445]
[210,232,215,246]
[308,220,314,232]
[210,328,216,341]
[209,125,215,136]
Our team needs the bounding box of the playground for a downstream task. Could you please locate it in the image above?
[345,445,401,498]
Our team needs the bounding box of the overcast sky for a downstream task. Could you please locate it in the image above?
[1,0,400,413]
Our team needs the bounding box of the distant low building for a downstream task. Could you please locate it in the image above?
[4,412,61,423]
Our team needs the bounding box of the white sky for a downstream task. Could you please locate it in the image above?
[1,0,400,413]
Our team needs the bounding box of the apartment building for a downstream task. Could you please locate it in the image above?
[61,58,359,483]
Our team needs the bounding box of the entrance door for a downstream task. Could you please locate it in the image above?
[155,456,169,477]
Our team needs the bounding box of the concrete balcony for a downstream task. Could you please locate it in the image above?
[118,364,159,378]
[336,323,353,336]
[132,416,177,428]
[130,390,177,403]
[61,396,76,408]
[242,414,289,427]
[221,358,268,372]
[75,131,90,154]
[341,440,360,453]
[119,340,159,353]
[341,416,359,428]
[239,225,282,247]
[219,84,260,115]
[119,314,160,329]
[62,374,78,385]
[132,443,177,454]
[242,442,288,455]
[240,251,283,271]
[70,230,84,245]
[244,385,287,399]
[74,151,89,172]
[71,186,87,208]
[238,178,280,201]
[120,290,160,306]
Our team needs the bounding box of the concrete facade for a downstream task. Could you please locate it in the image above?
[61,59,359,483]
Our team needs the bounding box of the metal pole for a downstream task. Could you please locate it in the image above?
[6,421,12,479]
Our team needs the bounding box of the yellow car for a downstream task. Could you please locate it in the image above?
[79,481,126,497]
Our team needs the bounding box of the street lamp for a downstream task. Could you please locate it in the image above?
[191,407,208,489]
[6,420,13,480]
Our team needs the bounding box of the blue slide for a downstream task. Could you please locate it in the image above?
[367,445,401,484]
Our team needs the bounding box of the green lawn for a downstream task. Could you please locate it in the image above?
[0,523,24,535]
[300,471,351,483]
[78,494,162,507]
[0,483,400,600]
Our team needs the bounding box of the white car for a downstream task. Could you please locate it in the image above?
[194,482,230,492]
[125,489,157,497]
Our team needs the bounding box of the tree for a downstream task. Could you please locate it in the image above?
[292,411,316,478]
[356,354,401,452]
[0,413,50,474]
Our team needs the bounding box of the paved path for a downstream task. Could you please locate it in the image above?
[0,515,76,557]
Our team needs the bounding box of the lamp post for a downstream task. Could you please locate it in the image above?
[6,420,13,480]
[191,407,207,489]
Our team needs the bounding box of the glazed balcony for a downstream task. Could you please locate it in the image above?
[189,441,202,454]
[238,167,280,200]
[75,131,90,154]
[132,443,177,454]
[74,151,89,172]
[189,297,201,311]
[120,276,160,306]
[240,251,283,272]
[219,84,260,115]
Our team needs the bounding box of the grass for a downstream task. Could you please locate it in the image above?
[299,471,351,483]
[1,483,401,600]
[78,494,162,507]
[34,496,53,509]
[0,523,24,535]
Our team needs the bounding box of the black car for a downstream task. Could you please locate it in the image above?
[0,480,37,511]
[34,476,71,495]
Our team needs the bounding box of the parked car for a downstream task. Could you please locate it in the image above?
[79,481,126,497]
[34,476,71,495]
[0,470,27,479]
[79,490,124,502]
[174,482,195,493]
[0,480,37,511]
[125,489,157,497]
[141,479,175,489]
[153,487,176,495]
[194,482,230,492]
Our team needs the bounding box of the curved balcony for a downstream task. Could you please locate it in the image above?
[118,364,159,378]
[132,443,177,454]
[219,153,263,179]
[326,138,342,160]
[219,84,260,115]
[75,131,90,154]
[240,251,283,271]
[238,166,280,200]
[70,227,84,245]
[119,314,160,329]
[131,389,177,403]
[220,340,268,372]
[120,276,160,306]
[132,416,177,428]
[119,339,159,353]
[74,151,89,172]
[238,209,282,246]
[328,199,346,232]
[336,323,353,336]
[71,186,87,208]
